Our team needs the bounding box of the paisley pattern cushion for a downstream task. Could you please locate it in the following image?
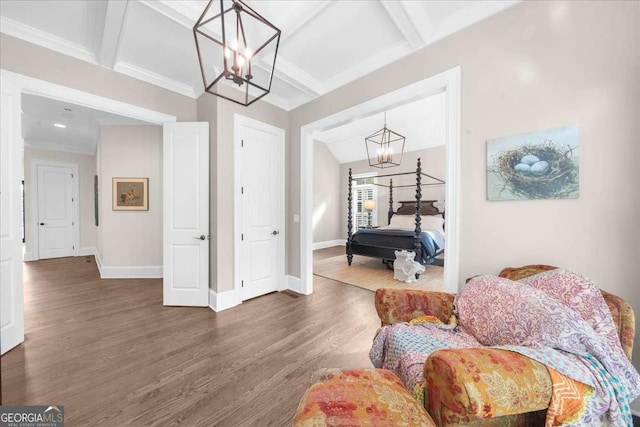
[293,368,435,427]
[374,288,454,326]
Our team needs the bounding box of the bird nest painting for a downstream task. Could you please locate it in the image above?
[487,126,579,201]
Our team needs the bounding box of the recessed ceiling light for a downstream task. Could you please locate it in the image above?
[53,123,66,128]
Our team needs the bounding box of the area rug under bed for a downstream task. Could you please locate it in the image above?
[313,255,444,292]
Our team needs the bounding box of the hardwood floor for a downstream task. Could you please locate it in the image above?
[2,254,379,426]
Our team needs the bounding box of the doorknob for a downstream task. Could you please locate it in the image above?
[194,235,206,240]
[39,223,45,226]
[271,230,279,236]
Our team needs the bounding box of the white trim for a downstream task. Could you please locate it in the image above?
[79,246,97,257]
[97,0,129,68]
[233,114,286,305]
[95,249,104,276]
[0,16,98,65]
[208,288,237,312]
[0,69,177,125]
[114,61,199,99]
[312,240,346,251]
[380,1,425,50]
[98,265,163,279]
[300,66,462,295]
[286,275,306,295]
[24,140,96,156]
[29,159,80,261]
[23,252,34,262]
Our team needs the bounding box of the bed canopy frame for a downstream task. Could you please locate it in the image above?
[346,158,445,266]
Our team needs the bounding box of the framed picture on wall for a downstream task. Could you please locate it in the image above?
[486,125,579,201]
[112,178,149,211]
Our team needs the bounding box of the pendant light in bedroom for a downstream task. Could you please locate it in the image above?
[193,0,281,106]
[364,112,405,168]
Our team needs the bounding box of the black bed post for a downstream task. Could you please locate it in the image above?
[414,158,423,264]
[346,168,353,265]
[388,178,393,225]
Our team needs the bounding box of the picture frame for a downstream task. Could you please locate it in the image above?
[112,177,149,211]
[486,125,579,201]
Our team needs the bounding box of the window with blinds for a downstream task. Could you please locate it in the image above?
[353,173,377,228]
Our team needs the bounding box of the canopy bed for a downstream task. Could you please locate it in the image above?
[346,158,445,273]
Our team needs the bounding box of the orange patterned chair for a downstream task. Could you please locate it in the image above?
[374,265,635,427]
[294,368,436,426]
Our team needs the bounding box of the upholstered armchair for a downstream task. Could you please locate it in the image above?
[374,265,635,427]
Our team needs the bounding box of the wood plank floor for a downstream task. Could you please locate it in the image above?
[2,251,379,426]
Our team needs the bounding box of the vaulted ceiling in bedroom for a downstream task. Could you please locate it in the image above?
[315,91,446,164]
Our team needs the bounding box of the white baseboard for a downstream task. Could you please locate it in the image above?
[92,248,161,278]
[94,250,104,276]
[79,246,97,257]
[23,251,34,261]
[312,239,345,250]
[286,275,312,295]
[209,288,237,312]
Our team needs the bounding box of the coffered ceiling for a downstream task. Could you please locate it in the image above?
[0,0,520,111]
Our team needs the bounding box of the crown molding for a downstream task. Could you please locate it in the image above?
[24,140,96,156]
[114,61,199,99]
[428,0,522,46]
[0,16,98,65]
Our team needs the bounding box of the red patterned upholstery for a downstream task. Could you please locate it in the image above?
[373,265,635,427]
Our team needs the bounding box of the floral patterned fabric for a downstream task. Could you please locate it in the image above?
[373,268,636,427]
[374,289,454,326]
[456,274,640,426]
[293,368,436,427]
[370,322,480,404]
[499,265,635,360]
[424,348,552,425]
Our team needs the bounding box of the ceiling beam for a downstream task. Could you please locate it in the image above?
[97,0,129,68]
[379,0,425,51]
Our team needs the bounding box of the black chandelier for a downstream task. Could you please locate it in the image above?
[364,113,405,168]
[193,0,281,106]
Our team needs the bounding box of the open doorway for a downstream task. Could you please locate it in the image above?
[311,92,448,291]
[21,93,152,263]
[300,67,461,295]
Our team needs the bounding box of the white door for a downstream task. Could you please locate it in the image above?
[163,122,209,306]
[237,116,285,301]
[1,75,24,354]
[37,165,76,259]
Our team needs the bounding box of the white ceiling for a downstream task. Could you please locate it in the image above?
[316,91,446,164]
[22,93,150,155]
[0,0,520,111]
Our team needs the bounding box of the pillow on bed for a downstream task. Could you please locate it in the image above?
[421,215,445,231]
[388,215,416,229]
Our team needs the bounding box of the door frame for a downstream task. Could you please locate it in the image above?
[300,66,462,295]
[233,114,286,305]
[28,160,80,261]
[0,69,178,350]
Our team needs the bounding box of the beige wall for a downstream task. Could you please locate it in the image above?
[340,147,446,232]
[313,141,342,244]
[196,93,289,292]
[97,125,163,267]
[24,148,97,256]
[288,0,640,374]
